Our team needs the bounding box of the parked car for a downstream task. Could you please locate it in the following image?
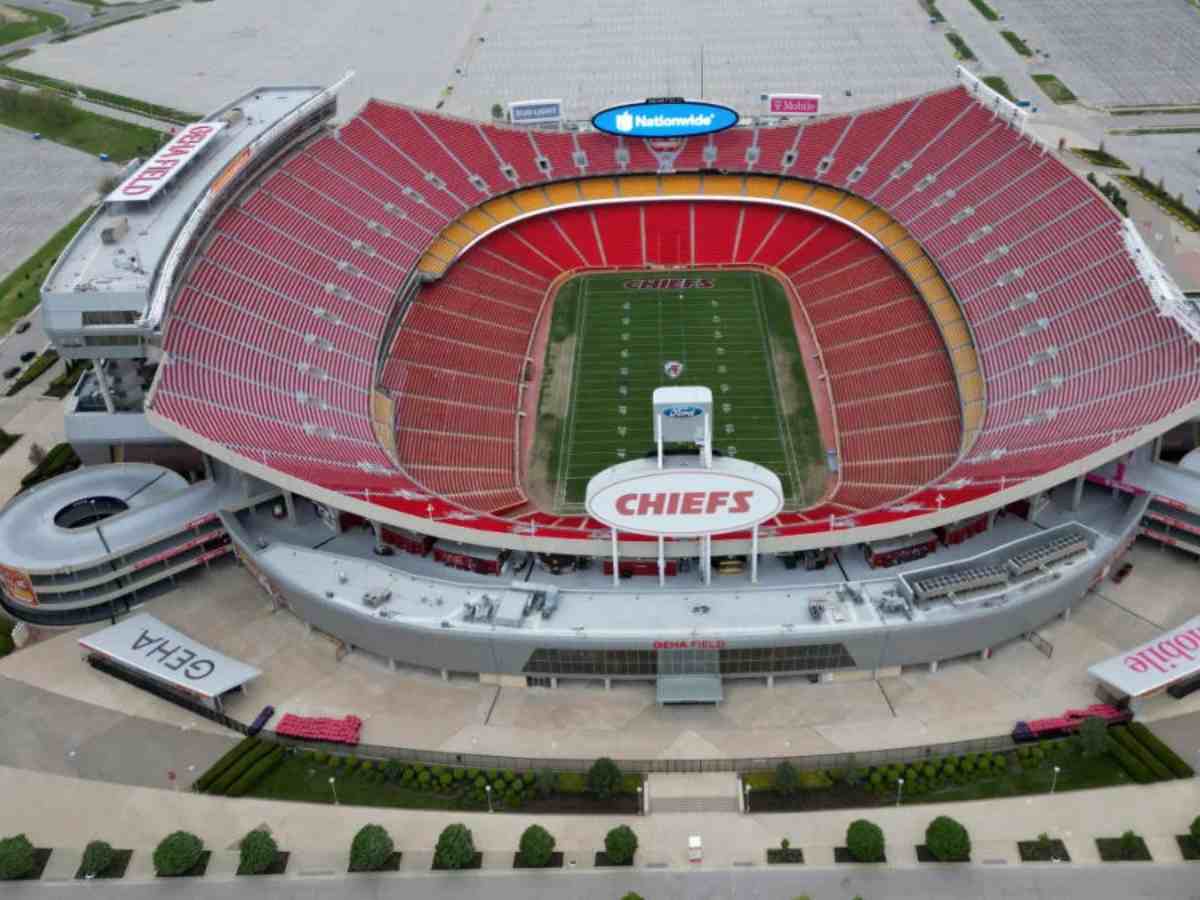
[1112,561,1133,584]
[3,366,19,379]
[19,351,35,363]
[14,321,30,334]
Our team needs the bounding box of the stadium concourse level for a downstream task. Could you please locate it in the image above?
[149,84,1200,546]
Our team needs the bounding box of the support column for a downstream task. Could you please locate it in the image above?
[750,523,759,584]
[1071,475,1085,512]
[980,647,991,661]
[92,359,115,413]
[703,534,712,585]
[929,659,939,673]
[283,491,298,525]
[611,528,620,586]
[657,535,665,587]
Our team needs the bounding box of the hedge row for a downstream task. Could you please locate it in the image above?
[193,738,261,792]
[1111,727,1173,781]
[208,742,278,796]
[1106,736,1155,784]
[226,748,286,798]
[1128,723,1194,777]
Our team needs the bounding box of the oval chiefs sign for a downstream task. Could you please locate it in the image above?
[586,458,783,537]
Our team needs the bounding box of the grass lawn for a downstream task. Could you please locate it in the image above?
[1000,30,1032,57]
[248,757,465,810]
[1071,147,1129,169]
[915,749,1132,804]
[1032,74,1078,104]
[0,64,200,123]
[982,76,1016,102]
[0,5,64,47]
[0,86,164,161]
[538,269,823,510]
[0,205,94,336]
[945,32,976,62]
[968,0,999,21]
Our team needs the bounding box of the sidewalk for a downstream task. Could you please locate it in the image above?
[0,764,1195,873]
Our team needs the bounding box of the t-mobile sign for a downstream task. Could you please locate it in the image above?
[767,94,821,116]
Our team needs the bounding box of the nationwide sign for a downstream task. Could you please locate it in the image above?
[508,98,564,124]
[78,612,260,700]
[1088,614,1200,698]
[592,100,739,138]
[107,121,227,203]
[585,457,783,537]
[767,93,821,116]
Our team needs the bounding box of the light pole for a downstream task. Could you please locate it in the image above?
[485,784,493,813]
[637,785,644,815]
[328,776,339,806]
[1050,765,1061,795]
[896,777,905,807]
[744,783,751,815]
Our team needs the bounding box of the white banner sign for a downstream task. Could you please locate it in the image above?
[108,122,227,203]
[1088,614,1200,698]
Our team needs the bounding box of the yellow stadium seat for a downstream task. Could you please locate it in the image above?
[833,194,870,221]
[806,186,843,211]
[511,188,549,212]
[660,174,701,195]
[442,223,476,248]
[426,238,460,264]
[941,320,972,348]
[890,237,922,264]
[904,256,936,284]
[876,222,908,247]
[857,208,892,234]
[545,181,582,204]
[481,196,521,221]
[417,254,448,276]
[580,177,618,200]
[460,209,495,234]
[744,175,779,198]
[701,174,743,196]
[618,175,659,197]
[775,180,815,205]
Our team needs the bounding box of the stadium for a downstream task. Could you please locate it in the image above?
[4,63,1200,702]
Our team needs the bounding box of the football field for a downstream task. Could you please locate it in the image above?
[535,270,826,511]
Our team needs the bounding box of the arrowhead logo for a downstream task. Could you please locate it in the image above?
[614,110,635,133]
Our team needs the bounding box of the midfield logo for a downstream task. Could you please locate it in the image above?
[663,361,684,379]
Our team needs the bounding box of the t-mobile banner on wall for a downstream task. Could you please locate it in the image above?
[767,94,821,116]
[1088,614,1200,698]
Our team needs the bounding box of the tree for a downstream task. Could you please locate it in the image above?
[846,818,885,863]
[536,767,557,798]
[80,840,114,878]
[621,894,645,900]
[491,103,504,119]
[1078,717,1107,757]
[0,834,35,880]
[587,757,623,799]
[1191,815,1200,843]
[518,824,556,867]
[152,831,203,876]
[238,829,277,875]
[925,816,970,862]
[604,825,638,865]
[774,761,800,795]
[1119,829,1142,860]
[434,823,476,870]
[349,824,393,872]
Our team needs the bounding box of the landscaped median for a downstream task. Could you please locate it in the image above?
[1118,173,1200,231]
[194,741,644,815]
[742,719,1193,813]
[0,84,164,161]
[0,205,95,337]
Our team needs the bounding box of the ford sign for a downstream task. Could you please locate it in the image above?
[586,457,783,537]
[592,100,739,138]
[663,405,704,419]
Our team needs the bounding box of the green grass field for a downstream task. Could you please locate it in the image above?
[534,270,825,511]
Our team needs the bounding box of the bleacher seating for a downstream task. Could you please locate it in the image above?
[151,84,1200,544]
[275,713,363,745]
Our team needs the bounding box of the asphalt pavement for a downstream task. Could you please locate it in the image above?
[18,863,1200,899]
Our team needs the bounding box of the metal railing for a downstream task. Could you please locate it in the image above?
[269,731,1017,775]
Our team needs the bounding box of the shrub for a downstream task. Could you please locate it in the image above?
[0,834,35,880]
[226,747,286,797]
[536,768,556,797]
[1111,728,1172,780]
[587,757,623,799]
[869,771,884,787]
[1107,736,1155,783]
[847,819,885,863]
[1078,717,1108,758]
[434,824,476,870]
[350,824,393,872]
[208,741,277,795]
[359,760,373,775]
[239,830,277,875]
[621,894,645,900]
[1119,829,1142,860]
[79,840,114,878]
[926,816,970,862]
[558,771,587,794]
[774,761,800,795]
[383,760,402,782]
[1191,816,1200,842]
[605,825,638,865]
[193,737,260,791]
[153,831,203,876]
[1128,722,1195,777]
[518,824,556,867]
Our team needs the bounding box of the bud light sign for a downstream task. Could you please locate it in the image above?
[663,405,703,418]
[592,100,739,138]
